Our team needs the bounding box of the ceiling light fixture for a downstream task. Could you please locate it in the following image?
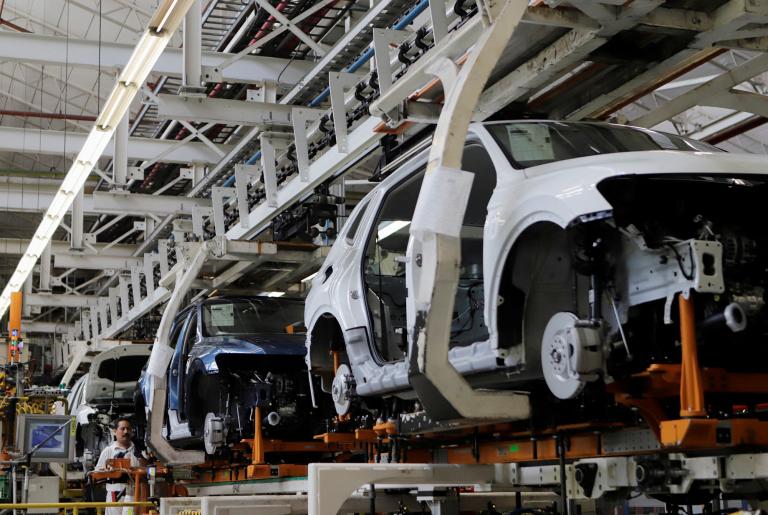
[301,272,318,283]
[0,0,196,321]
[258,291,286,297]
[377,220,410,241]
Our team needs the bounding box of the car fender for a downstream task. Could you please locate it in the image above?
[483,190,611,356]
[304,304,345,369]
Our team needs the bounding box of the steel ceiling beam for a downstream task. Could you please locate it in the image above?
[567,0,768,120]
[632,53,768,128]
[23,321,76,334]
[156,94,323,126]
[0,126,231,164]
[0,32,315,85]
[0,180,94,214]
[0,181,211,217]
[91,191,213,217]
[53,253,144,270]
[25,293,93,308]
[0,238,138,257]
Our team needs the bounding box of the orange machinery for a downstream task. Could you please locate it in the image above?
[7,292,22,365]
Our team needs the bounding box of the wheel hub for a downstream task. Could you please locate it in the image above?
[203,412,226,455]
[331,363,355,416]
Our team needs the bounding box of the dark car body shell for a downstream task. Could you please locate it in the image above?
[138,296,305,430]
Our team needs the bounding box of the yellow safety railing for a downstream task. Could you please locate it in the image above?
[0,500,155,514]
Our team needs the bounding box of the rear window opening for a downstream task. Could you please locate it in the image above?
[96,355,149,382]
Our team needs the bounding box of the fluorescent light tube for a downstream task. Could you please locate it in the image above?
[377,220,410,241]
[0,0,195,321]
[258,291,286,297]
[301,272,318,283]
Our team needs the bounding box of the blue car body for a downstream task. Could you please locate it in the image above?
[137,296,308,444]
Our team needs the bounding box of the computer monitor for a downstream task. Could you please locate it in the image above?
[15,414,76,463]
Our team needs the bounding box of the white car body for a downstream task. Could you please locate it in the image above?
[67,344,151,464]
[305,120,765,405]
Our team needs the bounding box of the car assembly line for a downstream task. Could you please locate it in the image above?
[4,0,768,514]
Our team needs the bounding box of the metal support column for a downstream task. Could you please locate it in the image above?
[144,217,156,241]
[114,111,129,189]
[22,275,32,318]
[183,0,203,93]
[39,242,51,292]
[71,186,84,250]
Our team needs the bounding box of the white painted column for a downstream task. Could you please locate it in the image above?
[22,274,32,317]
[330,179,346,233]
[183,0,203,90]
[113,111,129,188]
[145,216,156,240]
[71,186,84,250]
[89,307,99,339]
[191,162,205,186]
[39,242,52,292]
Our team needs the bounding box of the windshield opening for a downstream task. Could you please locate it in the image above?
[486,122,721,168]
[202,298,305,336]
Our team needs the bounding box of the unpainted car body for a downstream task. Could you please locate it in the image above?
[305,120,768,430]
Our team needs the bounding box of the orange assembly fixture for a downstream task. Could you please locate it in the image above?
[677,293,705,418]
[7,292,22,364]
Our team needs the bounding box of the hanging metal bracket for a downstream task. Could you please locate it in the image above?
[292,107,324,181]
[328,72,360,153]
[211,186,237,237]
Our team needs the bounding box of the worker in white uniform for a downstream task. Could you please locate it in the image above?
[95,417,143,515]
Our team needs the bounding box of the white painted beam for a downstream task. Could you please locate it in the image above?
[0,238,138,257]
[708,90,768,118]
[156,94,322,127]
[23,321,76,334]
[0,126,231,164]
[686,111,755,140]
[22,276,32,318]
[632,53,768,128]
[0,180,95,214]
[40,243,51,292]
[0,181,208,216]
[568,0,768,120]
[91,191,213,217]
[26,293,94,308]
[0,32,314,86]
[477,29,604,119]
[53,254,143,270]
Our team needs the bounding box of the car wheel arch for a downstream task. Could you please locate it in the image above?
[308,312,347,390]
[488,214,569,350]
